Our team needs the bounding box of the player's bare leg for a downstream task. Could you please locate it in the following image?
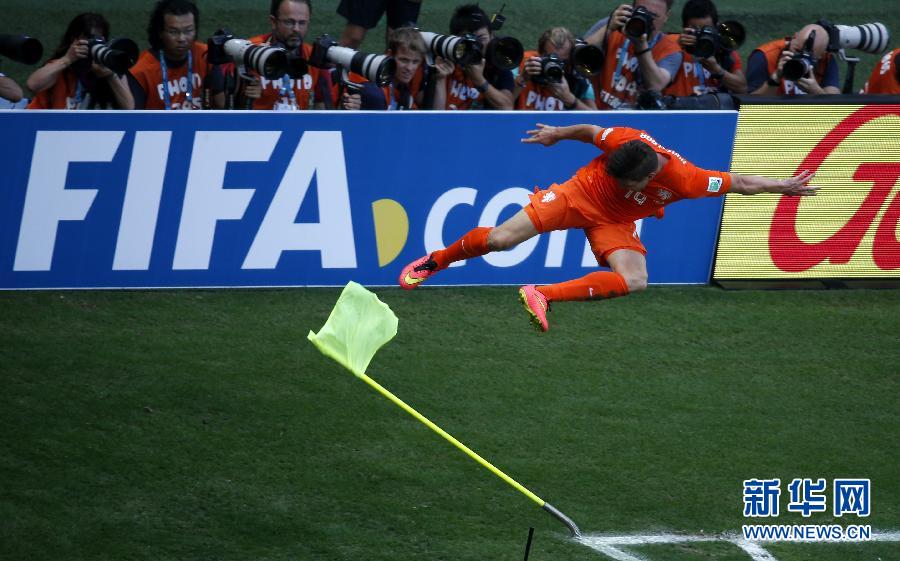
[399,209,539,290]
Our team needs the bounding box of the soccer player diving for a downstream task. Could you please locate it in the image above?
[399,123,818,331]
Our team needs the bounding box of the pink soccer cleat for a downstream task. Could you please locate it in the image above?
[518,285,550,332]
[399,254,439,290]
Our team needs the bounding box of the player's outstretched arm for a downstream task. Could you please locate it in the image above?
[730,170,819,196]
[522,123,601,146]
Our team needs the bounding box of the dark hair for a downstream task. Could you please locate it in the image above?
[450,4,489,35]
[681,0,718,26]
[52,13,110,60]
[148,0,199,50]
[605,140,658,181]
[270,0,312,18]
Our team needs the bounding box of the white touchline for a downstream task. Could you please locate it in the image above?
[577,530,900,561]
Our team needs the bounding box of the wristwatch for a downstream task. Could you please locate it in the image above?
[475,81,490,94]
[766,74,780,87]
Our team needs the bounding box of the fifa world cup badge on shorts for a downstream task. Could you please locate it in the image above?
[707,176,723,193]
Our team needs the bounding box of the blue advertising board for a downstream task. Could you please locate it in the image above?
[0,110,737,289]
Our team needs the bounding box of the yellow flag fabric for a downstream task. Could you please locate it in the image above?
[307,281,398,377]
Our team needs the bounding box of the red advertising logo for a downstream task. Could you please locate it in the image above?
[769,105,900,272]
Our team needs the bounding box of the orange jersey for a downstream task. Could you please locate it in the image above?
[751,38,832,96]
[862,48,900,94]
[664,49,742,96]
[593,31,682,110]
[130,43,210,109]
[573,126,732,223]
[247,36,329,109]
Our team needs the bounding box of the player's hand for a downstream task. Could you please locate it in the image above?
[779,170,818,196]
[522,123,560,146]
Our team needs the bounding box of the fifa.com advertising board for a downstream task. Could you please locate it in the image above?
[715,104,900,285]
[0,111,736,290]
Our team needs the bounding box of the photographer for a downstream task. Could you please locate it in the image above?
[358,27,426,110]
[26,13,134,109]
[430,4,515,110]
[861,48,900,94]
[583,0,682,110]
[513,27,597,110]
[239,0,334,110]
[665,0,746,96]
[747,24,840,96]
[128,0,225,109]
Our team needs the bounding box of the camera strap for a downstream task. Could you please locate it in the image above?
[695,60,707,89]
[68,80,84,110]
[160,49,193,110]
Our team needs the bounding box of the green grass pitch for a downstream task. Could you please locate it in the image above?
[1,287,898,560]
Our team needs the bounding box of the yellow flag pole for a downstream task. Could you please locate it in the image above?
[356,370,582,537]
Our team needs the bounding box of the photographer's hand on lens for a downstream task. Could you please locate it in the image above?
[91,62,114,78]
[341,92,361,110]
[241,77,262,99]
[64,39,89,66]
[796,74,823,94]
[523,56,542,79]
[462,57,487,87]
[678,28,697,49]
[547,74,575,104]
[610,4,634,32]
[433,56,454,79]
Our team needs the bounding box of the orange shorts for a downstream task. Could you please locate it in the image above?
[523,177,647,267]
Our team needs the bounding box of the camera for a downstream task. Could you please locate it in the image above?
[0,33,43,65]
[86,36,138,75]
[420,31,482,66]
[636,89,735,110]
[782,30,817,82]
[571,39,603,77]
[208,29,289,79]
[485,36,523,70]
[309,34,395,87]
[624,6,657,40]
[532,53,564,85]
[817,20,890,55]
[685,21,745,59]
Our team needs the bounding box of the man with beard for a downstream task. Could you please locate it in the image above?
[241,0,336,110]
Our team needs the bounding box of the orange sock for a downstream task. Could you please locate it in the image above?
[431,227,492,269]
[538,271,629,302]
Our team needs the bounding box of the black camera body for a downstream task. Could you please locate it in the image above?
[684,20,745,60]
[783,30,817,82]
[685,26,720,59]
[86,36,139,75]
[206,29,234,65]
[624,6,657,40]
[532,53,564,85]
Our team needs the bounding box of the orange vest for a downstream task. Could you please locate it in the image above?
[752,38,831,96]
[515,50,569,111]
[27,65,82,109]
[664,49,741,96]
[862,48,900,94]
[130,43,210,109]
[443,65,485,110]
[247,36,326,109]
[592,30,681,110]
